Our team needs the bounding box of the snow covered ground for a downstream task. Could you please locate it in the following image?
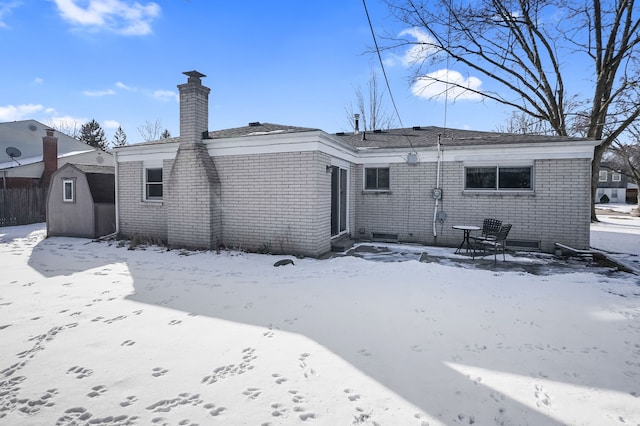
[1,210,639,426]
[592,203,640,273]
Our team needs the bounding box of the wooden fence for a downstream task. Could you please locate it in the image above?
[0,187,47,227]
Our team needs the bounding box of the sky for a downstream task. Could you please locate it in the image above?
[0,209,638,425]
[0,1,555,144]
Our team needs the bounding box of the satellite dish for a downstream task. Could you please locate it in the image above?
[6,147,22,159]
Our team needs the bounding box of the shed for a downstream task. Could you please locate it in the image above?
[47,163,115,238]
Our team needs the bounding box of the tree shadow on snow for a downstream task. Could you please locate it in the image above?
[20,227,638,425]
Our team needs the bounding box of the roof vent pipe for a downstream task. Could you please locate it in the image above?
[354,114,360,135]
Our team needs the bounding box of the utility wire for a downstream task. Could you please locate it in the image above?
[362,0,416,152]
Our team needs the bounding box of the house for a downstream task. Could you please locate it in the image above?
[46,163,115,238]
[114,71,600,256]
[596,162,637,204]
[0,120,113,189]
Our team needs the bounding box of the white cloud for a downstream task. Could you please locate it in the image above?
[0,104,44,121]
[0,1,20,29]
[115,81,135,91]
[83,88,116,97]
[411,69,483,101]
[52,0,161,36]
[152,90,178,102]
[103,119,120,129]
[116,82,176,102]
[33,77,44,85]
[398,27,441,67]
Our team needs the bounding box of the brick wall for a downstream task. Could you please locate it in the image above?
[354,158,592,252]
[117,160,170,240]
[215,151,332,257]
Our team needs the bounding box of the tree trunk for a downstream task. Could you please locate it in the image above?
[590,144,608,222]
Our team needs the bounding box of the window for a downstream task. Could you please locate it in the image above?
[612,172,621,182]
[364,167,389,190]
[599,170,608,182]
[465,166,532,191]
[62,179,75,202]
[145,168,163,200]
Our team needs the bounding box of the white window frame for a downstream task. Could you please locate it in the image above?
[363,165,390,191]
[143,166,163,201]
[464,164,534,192]
[599,170,608,182]
[612,172,621,182]
[62,178,75,203]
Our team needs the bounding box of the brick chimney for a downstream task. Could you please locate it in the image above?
[178,70,210,144]
[167,71,222,249]
[41,128,58,187]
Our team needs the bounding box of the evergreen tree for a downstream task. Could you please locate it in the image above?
[112,126,128,147]
[79,119,108,151]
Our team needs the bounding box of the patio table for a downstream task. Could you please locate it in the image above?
[452,225,481,258]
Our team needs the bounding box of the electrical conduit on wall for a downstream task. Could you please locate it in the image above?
[433,134,442,239]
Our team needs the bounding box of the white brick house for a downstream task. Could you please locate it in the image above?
[114,71,600,256]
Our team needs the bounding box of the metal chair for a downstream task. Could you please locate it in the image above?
[471,218,502,243]
[478,224,512,263]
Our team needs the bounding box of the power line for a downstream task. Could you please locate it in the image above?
[361,1,402,129]
[361,0,416,152]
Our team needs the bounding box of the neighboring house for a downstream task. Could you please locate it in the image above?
[0,120,113,189]
[596,162,630,204]
[46,163,115,238]
[114,71,599,256]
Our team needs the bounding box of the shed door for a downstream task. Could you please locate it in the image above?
[331,166,348,236]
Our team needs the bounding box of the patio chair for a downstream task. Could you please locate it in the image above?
[478,224,512,264]
[470,218,502,243]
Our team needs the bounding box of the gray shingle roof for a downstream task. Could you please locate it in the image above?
[334,126,595,149]
[206,122,319,139]
[72,164,115,175]
[116,123,596,150]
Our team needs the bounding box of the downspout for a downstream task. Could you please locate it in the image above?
[114,150,119,235]
[432,134,442,241]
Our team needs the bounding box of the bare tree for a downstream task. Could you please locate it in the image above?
[137,119,165,142]
[47,119,81,139]
[496,111,556,135]
[385,0,640,220]
[346,68,397,131]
